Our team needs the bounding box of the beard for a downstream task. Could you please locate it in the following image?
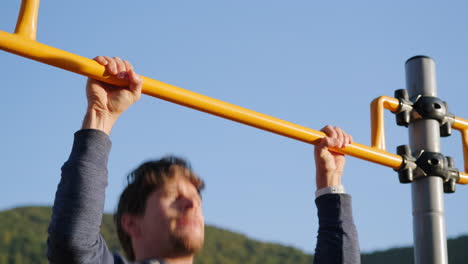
[169,228,204,255]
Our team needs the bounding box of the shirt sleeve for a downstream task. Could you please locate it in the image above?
[315,184,346,198]
[47,129,116,264]
[313,194,360,264]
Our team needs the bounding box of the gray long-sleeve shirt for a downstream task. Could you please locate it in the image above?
[47,129,360,264]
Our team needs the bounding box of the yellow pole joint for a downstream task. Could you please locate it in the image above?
[14,0,40,40]
[370,96,400,150]
[370,95,468,184]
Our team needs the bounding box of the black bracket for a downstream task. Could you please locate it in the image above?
[396,145,417,183]
[395,145,459,193]
[394,89,412,127]
[394,89,455,137]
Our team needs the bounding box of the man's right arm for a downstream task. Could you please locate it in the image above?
[47,129,116,263]
[47,56,142,263]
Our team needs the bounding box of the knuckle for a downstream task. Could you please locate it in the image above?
[322,125,332,133]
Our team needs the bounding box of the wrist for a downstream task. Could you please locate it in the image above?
[82,109,119,135]
[316,172,342,190]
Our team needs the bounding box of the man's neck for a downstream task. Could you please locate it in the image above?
[162,255,194,264]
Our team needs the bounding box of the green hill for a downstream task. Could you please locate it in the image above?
[0,206,312,264]
[361,235,468,264]
[0,206,466,263]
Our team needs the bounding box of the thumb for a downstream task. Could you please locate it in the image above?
[128,69,143,94]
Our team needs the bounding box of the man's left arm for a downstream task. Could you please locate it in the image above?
[313,126,360,264]
[314,192,360,264]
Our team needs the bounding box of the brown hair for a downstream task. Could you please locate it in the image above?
[114,156,205,261]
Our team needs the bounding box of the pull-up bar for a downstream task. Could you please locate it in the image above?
[2,0,468,185]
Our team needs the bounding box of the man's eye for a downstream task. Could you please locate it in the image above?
[164,191,177,198]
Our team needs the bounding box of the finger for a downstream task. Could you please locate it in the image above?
[113,57,127,79]
[324,136,341,149]
[119,60,134,80]
[321,125,337,138]
[103,56,118,75]
[123,60,134,73]
[340,128,348,148]
[128,69,142,87]
[334,126,345,148]
[93,56,108,66]
[128,68,143,94]
[314,137,328,153]
[349,134,354,145]
[343,132,352,147]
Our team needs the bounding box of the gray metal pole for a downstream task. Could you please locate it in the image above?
[405,56,448,264]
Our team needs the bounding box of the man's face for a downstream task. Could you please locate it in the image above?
[139,171,204,256]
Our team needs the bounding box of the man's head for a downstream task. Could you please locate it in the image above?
[115,156,205,261]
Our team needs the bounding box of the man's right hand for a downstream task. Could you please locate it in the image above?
[82,56,143,135]
[314,125,353,190]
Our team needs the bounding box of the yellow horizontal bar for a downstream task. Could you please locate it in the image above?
[459,172,468,184]
[0,30,404,171]
[370,96,400,150]
[14,0,40,40]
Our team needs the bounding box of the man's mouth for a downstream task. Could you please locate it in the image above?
[176,218,200,228]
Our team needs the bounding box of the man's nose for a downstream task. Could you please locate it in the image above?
[178,195,195,210]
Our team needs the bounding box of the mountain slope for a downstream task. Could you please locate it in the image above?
[0,206,467,263]
[0,206,312,264]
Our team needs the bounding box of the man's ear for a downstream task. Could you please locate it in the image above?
[121,213,142,239]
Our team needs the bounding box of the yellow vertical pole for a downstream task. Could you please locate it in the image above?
[461,130,468,173]
[370,96,400,150]
[453,117,468,181]
[14,0,40,40]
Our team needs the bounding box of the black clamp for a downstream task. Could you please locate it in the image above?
[394,89,455,137]
[394,89,413,127]
[395,145,460,193]
[396,145,417,183]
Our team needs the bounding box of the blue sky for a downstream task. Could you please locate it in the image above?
[1,0,468,254]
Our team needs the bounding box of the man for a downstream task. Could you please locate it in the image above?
[47,56,360,263]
